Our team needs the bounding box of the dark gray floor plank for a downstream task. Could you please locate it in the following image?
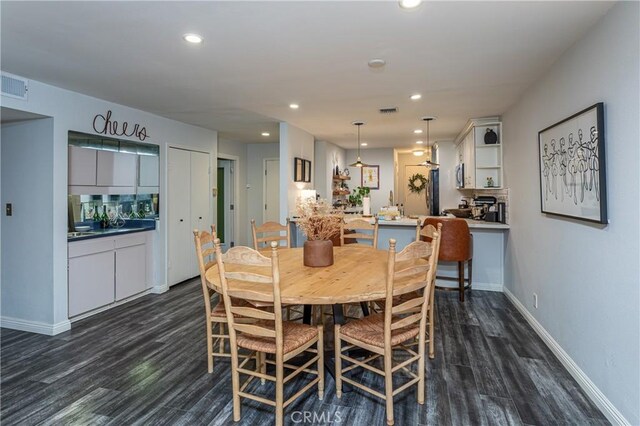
[0,282,607,426]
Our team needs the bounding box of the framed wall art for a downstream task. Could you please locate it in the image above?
[303,159,312,183]
[538,102,607,224]
[361,165,380,189]
[294,157,304,182]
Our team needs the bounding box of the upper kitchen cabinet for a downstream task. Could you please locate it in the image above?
[68,131,159,195]
[96,150,137,187]
[454,117,503,190]
[68,146,97,186]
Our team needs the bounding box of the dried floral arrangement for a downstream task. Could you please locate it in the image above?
[296,197,343,241]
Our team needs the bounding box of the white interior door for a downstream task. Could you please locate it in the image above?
[403,165,429,216]
[264,159,280,223]
[190,151,210,276]
[168,147,191,285]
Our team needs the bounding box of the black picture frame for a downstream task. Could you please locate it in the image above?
[538,102,607,224]
[303,160,312,183]
[294,157,304,182]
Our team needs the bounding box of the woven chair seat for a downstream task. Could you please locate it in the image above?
[236,321,318,354]
[340,313,419,348]
[211,298,259,318]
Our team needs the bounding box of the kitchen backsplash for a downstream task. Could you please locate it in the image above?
[69,193,159,223]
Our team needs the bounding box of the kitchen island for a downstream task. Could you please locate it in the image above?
[291,216,508,292]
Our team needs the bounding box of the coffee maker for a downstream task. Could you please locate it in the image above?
[472,196,497,221]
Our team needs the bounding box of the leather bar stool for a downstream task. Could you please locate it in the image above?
[423,217,473,302]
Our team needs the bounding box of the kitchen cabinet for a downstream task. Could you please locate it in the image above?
[68,232,150,318]
[68,249,114,317]
[97,150,137,187]
[138,155,159,192]
[115,242,147,301]
[168,147,211,285]
[68,146,97,186]
[454,117,502,190]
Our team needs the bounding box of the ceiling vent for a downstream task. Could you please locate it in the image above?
[379,107,398,114]
[1,72,29,100]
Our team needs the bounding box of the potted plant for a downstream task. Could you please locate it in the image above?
[348,186,370,207]
[296,197,342,267]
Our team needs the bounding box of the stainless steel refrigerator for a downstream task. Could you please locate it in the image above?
[426,169,439,216]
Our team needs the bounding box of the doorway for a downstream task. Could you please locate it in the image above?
[217,157,236,249]
[263,158,279,223]
[403,165,429,216]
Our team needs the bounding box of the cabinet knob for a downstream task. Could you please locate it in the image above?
[180,219,184,222]
[199,216,202,220]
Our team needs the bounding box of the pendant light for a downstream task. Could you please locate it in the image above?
[418,116,439,168]
[349,121,369,168]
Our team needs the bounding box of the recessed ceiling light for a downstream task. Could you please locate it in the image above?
[368,59,386,69]
[289,104,299,109]
[414,129,423,134]
[399,0,422,9]
[261,132,270,137]
[410,94,422,100]
[360,142,368,146]
[416,140,424,145]
[183,33,203,44]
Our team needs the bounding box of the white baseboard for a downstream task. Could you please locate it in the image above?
[151,283,169,294]
[1,316,71,336]
[503,288,630,426]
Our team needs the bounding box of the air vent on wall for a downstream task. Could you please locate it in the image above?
[379,107,398,114]
[1,72,29,100]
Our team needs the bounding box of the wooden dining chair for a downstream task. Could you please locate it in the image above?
[194,225,258,372]
[416,222,441,359]
[251,218,291,250]
[340,217,379,248]
[214,240,324,426]
[251,218,305,320]
[334,233,441,426]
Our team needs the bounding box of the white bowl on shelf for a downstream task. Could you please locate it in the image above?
[75,225,91,232]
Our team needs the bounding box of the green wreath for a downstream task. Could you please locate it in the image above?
[408,173,428,194]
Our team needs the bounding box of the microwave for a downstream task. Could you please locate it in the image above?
[455,163,465,188]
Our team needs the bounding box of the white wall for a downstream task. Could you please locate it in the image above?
[1,118,54,326]
[314,140,346,201]
[1,76,217,333]
[345,148,394,213]
[218,139,248,246]
[502,3,639,423]
[279,123,314,222]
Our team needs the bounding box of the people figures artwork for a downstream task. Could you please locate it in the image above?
[538,103,607,224]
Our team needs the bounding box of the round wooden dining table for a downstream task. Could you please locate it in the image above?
[205,245,396,306]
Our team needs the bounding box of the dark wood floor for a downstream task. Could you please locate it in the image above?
[1,280,607,425]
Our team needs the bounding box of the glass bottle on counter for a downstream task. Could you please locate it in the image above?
[100,206,109,228]
[94,205,102,223]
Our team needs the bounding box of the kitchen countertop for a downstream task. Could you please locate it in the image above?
[291,215,509,230]
[68,219,157,242]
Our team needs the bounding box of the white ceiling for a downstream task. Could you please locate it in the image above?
[0,1,612,149]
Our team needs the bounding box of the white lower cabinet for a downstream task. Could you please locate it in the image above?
[68,232,150,318]
[115,243,147,301]
[68,250,115,317]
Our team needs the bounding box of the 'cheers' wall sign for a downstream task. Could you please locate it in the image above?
[92,110,149,141]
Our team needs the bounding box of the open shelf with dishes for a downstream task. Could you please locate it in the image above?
[332,175,351,208]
